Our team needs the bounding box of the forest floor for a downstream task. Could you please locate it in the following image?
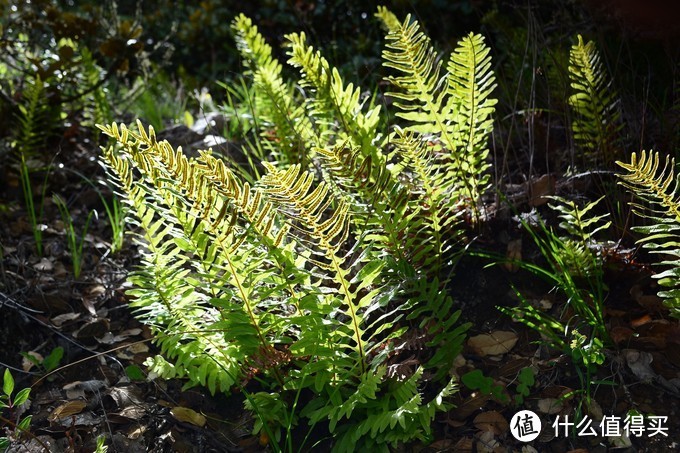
[1,126,679,453]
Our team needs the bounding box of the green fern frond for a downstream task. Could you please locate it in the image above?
[99,122,300,391]
[286,31,382,156]
[569,35,622,166]
[387,128,465,272]
[617,150,680,316]
[547,195,611,243]
[546,195,610,279]
[14,75,50,159]
[617,150,680,221]
[376,8,496,220]
[80,47,112,131]
[306,366,457,452]
[445,32,497,206]
[231,14,315,165]
[376,10,446,136]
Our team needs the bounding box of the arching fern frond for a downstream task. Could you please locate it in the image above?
[286,32,382,157]
[569,35,622,166]
[617,150,680,316]
[231,14,315,165]
[99,121,301,392]
[376,8,496,221]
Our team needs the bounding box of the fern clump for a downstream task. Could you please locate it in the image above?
[568,35,622,166]
[98,7,504,449]
[617,150,680,317]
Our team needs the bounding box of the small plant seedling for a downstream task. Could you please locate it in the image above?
[21,346,64,374]
[514,366,536,405]
[0,369,33,450]
[462,369,509,404]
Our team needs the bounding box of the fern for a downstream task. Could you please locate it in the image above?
[617,150,680,316]
[547,195,611,278]
[81,47,112,134]
[376,7,497,220]
[568,35,622,166]
[97,7,493,448]
[231,14,315,166]
[286,31,383,159]
[14,75,50,159]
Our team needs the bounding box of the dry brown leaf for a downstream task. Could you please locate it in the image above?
[475,430,499,453]
[630,314,652,328]
[610,326,634,345]
[504,239,522,272]
[48,400,87,421]
[537,397,563,414]
[630,285,666,312]
[50,312,80,327]
[428,439,456,449]
[450,393,491,421]
[624,349,656,383]
[170,406,206,427]
[528,174,556,207]
[34,257,53,272]
[473,411,509,435]
[468,331,518,356]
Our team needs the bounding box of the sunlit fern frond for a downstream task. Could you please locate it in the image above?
[259,162,396,375]
[286,31,382,157]
[387,128,466,272]
[569,35,622,166]
[617,150,680,220]
[547,195,611,243]
[375,8,446,136]
[617,150,680,316]
[376,8,496,221]
[231,14,315,165]
[99,121,302,392]
[445,32,497,208]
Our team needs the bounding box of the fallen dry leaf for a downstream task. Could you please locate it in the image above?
[453,437,474,452]
[170,406,207,427]
[610,326,635,345]
[473,411,508,435]
[34,257,53,272]
[528,174,555,207]
[504,239,522,272]
[475,430,499,453]
[630,314,652,328]
[537,397,563,415]
[48,400,87,421]
[630,285,666,312]
[50,312,80,327]
[22,351,43,372]
[624,349,656,383]
[468,331,518,356]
